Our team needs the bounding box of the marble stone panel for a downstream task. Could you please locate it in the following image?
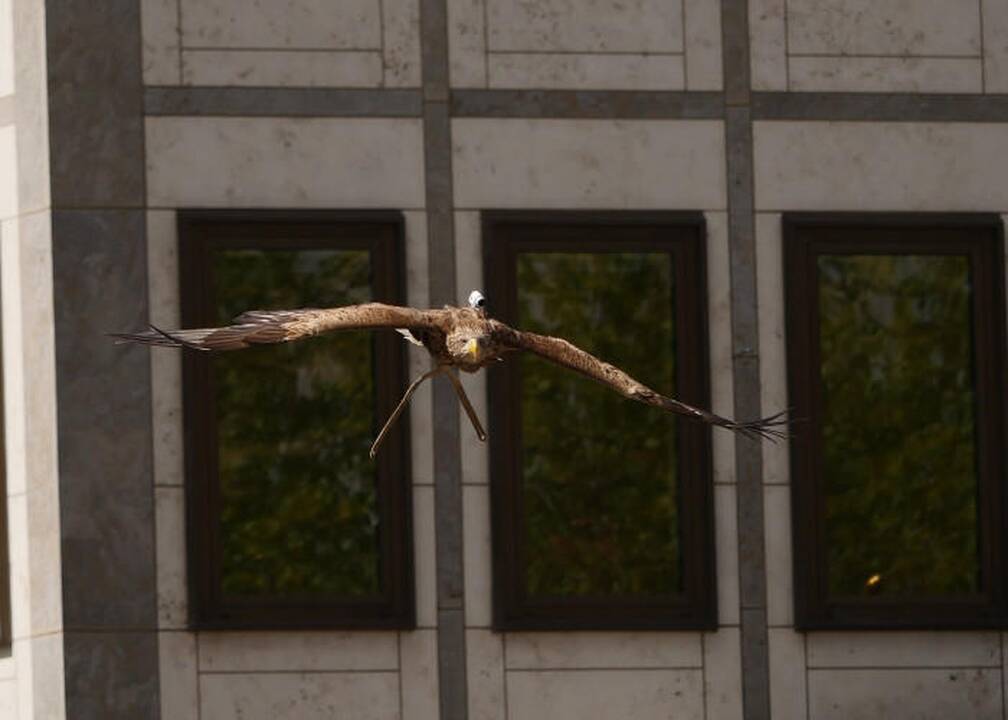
[754,121,1008,211]
[684,0,722,89]
[488,53,684,90]
[447,0,487,86]
[155,487,186,628]
[401,630,439,720]
[767,629,807,720]
[383,0,422,86]
[466,629,505,720]
[0,125,14,220]
[807,631,1000,668]
[141,0,180,84]
[414,486,437,627]
[64,632,158,718]
[786,0,981,56]
[789,56,982,94]
[704,627,743,720]
[505,632,702,669]
[705,211,735,486]
[808,668,1000,720]
[452,119,726,209]
[200,671,401,720]
[715,485,740,625]
[159,631,197,720]
[749,0,787,90]
[506,669,703,720]
[180,0,381,49]
[198,631,399,671]
[982,0,1008,92]
[462,485,492,627]
[0,680,15,719]
[754,212,787,488]
[763,485,793,626]
[486,0,683,53]
[146,117,425,208]
[0,0,12,96]
[181,50,383,87]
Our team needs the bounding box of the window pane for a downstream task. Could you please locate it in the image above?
[213,248,380,599]
[517,252,680,598]
[818,254,979,597]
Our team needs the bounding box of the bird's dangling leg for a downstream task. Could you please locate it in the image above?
[444,370,487,442]
[370,367,441,459]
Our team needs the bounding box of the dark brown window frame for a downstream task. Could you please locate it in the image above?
[484,210,717,631]
[179,210,414,630]
[784,212,1008,631]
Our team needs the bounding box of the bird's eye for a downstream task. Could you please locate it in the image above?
[468,290,486,309]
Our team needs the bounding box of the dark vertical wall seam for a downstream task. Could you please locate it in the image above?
[46,1,160,717]
[420,0,468,718]
[721,0,771,719]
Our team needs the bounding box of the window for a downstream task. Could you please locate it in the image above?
[484,211,716,630]
[180,211,414,629]
[785,213,1007,630]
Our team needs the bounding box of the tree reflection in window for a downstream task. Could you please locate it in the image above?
[213,248,380,599]
[818,254,978,597]
[517,252,681,598]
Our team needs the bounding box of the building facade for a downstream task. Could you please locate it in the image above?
[1,0,1007,718]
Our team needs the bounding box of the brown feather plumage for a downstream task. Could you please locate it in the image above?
[112,299,789,454]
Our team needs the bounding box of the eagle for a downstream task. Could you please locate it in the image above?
[113,290,788,457]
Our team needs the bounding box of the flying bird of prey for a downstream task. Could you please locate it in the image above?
[113,290,788,457]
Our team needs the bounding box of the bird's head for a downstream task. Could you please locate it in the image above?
[468,290,486,313]
[463,336,484,361]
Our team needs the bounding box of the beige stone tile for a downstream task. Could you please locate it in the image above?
[0,221,25,498]
[506,669,703,720]
[486,0,683,53]
[807,631,1000,668]
[768,629,807,720]
[200,671,401,720]
[414,486,437,627]
[12,638,32,720]
[147,212,184,489]
[382,0,421,86]
[400,630,439,720]
[808,668,1000,720]
[468,630,506,720]
[0,126,16,220]
[754,213,787,487]
[684,0,722,89]
[159,632,197,720]
[28,632,65,719]
[764,485,793,627]
[0,680,16,719]
[705,211,734,485]
[749,0,787,90]
[504,632,702,669]
[789,56,982,94]
[982,0,1008,92]
[6,494,29,641]
[754,122,1008,211]
[0,0,13,97]
[146,117,425,209]
[488,52,685,90]
[10,0,50,216]
[26,479,61,637]
[181,50,383,87]
[786,0,981,56]
[452,119,726,210]
[462,485,492,626]
[448,0,487,87]
[141,0,181,85]
[155,487,186,629]
[704,628,742,720]
[714,485,740,625]
[0,654,11,680]
[199,631,399,671]
[180,0,382,49]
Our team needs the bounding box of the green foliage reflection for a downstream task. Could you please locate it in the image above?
[213,248,380,598]
[518,252,681,597]
[819,254,979,597]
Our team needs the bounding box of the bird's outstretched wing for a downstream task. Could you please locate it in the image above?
[490,321,788,442]
[111,303,444,352]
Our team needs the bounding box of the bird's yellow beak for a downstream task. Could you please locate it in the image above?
[465,338,480,360]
